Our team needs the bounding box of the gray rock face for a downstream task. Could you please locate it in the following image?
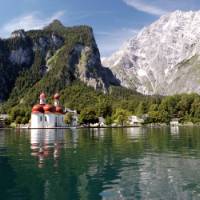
[103,10,200,95]
[9,47,32,65]
[51,32,63,48]
[67,43,120,91]
[33,34,64,56]
[0,21,120,102]
[164,55,200,94]
[11,29,26,39]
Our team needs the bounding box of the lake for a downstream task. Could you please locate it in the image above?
[1,127,200,200]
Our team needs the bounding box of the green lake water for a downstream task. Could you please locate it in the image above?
[1,127,200,200]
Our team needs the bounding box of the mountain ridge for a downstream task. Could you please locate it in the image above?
[103,10,200,95]
[0,20,119,107]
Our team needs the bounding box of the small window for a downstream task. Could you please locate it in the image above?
[45,116,47,122]
[55,117,58,126]
[40,116,43,121]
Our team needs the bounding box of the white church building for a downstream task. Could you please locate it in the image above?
[31,92,66,128]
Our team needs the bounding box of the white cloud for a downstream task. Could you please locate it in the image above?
[0,11,65,37]
[95,28,139,57]
[122,0,167,16]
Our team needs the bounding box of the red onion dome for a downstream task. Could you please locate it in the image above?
[32,104,44,113]
[54,93,60,100]
[40,92,46,99]
[55,106,63,114]
[43,104,54,113]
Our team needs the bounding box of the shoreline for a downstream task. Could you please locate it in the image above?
[1,123,200,130]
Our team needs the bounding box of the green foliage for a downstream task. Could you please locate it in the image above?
[146,93,200,124]
[113,108,130,126]
[105,116,113,125]
[64,112,73,125]
[9,106,31,124]
[79,108,99,125]
[6,79,200,125]
[96,98,112,118]
[136,102,147,116]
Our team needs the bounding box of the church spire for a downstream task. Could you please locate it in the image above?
[39,92,46,105]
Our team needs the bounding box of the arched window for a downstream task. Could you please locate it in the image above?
[45,116,47,122]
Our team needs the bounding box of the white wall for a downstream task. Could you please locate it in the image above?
[57,114,65,127]
[44,114,56,128]
[31,113,44,128]
[31,113,65,128]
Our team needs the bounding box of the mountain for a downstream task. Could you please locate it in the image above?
[103,10,200,95]
[0,20,119,105]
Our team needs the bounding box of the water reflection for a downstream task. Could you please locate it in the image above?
[170,126,179,136]
[89,128,107,139]
[102,154,200,200]
[30,129,65,168]
[0,130,6,147]
[2,127,200,199]
[126,127,145,140]
[0,130,7,156]
[71,128,79,148]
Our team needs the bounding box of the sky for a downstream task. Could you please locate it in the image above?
[0,0,200,57]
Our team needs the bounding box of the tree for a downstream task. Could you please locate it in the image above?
[105,116,113,125]
[15,116,22,125]
[113,108,130,126]
[158,110,170,123]
[159,96,179,116]
[64,112,73,125]
[9,107,21,122]
[79,108,99,125]
[136,102,146,116]
[96,98,112,118]
[21,117,28,125]
[147,111,161,123]
[149,104,159,112]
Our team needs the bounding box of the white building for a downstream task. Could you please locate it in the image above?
[128,115,144,126]
[98,117,106,127]
[31,93,65,128]
[170,118,180,126]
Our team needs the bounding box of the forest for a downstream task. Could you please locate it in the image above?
[3,81,200,126]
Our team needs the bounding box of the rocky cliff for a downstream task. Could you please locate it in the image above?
[103,10,200,95]
[0,20,119,104]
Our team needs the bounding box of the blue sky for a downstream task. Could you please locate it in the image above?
[0,0,200,56]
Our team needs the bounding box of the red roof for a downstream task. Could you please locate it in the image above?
[43,104,54,113]
[32,93,65,114]
[55,106,64,114]
[32,104,44,113]
[32,104,64,114]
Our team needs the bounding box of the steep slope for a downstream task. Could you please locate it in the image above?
[164,55,200,94]
[0,20,119,105]
[103,10,200,95]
